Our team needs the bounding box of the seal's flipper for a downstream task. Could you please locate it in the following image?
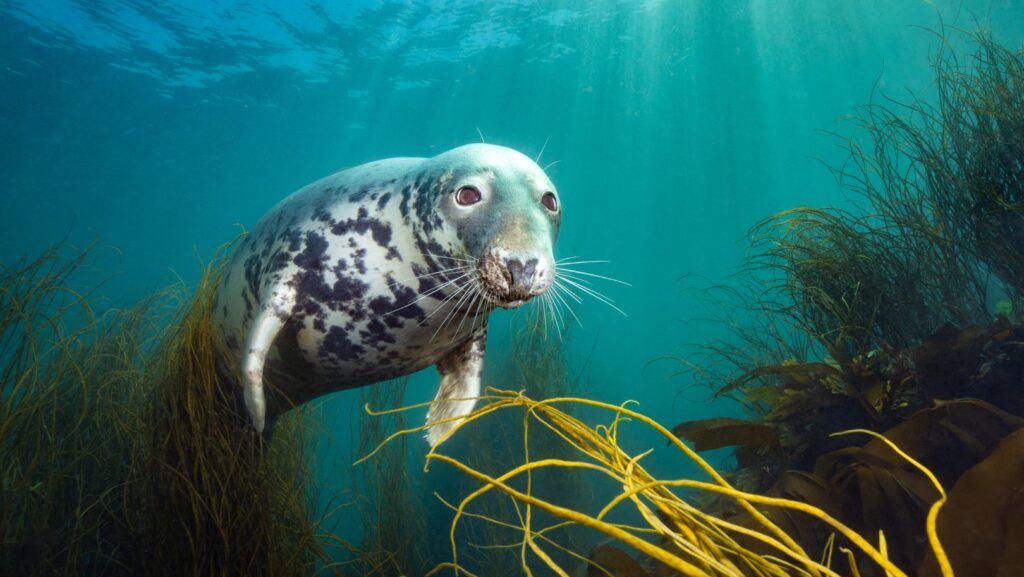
[425,329,487,445]
[243,287,296,433]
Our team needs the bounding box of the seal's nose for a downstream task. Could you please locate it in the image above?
[506,258,539,297]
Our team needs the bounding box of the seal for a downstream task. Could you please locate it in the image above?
[214,143,561,444]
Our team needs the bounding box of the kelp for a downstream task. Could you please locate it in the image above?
[853,28,1024,301]
[0,243,343,576]
[358,388,953,577]
[345,308,587,577]
[127,243,340,577]
[444,309,589,576]
[671,27,1024,577]
[704,399,1020,575]
[920,428,1024,577]
[671,418,778,453]
[1,245,159,575]
[351,377,432,576]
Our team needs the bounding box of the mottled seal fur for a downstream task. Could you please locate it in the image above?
[214,144,561,444]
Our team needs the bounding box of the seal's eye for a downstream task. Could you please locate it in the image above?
[541,192,559,212]
[455,186,482,206]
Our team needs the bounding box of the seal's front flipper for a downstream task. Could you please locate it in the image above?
[243,287,296,433]
[425,328,487,445]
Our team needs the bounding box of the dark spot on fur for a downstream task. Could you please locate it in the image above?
[368,296,393,316]
[332,274,368,303]
[279,227,303,252]
[291,232,333,317]
[269,250,291,273]
[329,207,393,249]
[294,231,329,271]
[352,248,368,274]
[349,186,370,202]
[244,254,262,297]
[322,326,365,361]
[399,186,412,218]
[361,318,396,345]
[312,202,333,223]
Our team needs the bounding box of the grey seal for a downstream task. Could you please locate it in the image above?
[213,143,561,444]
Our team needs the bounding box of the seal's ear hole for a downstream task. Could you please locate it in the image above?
[455,186,482,206]
[541,192,559,212]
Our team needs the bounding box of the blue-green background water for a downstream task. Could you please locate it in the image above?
[3,0,1023,563]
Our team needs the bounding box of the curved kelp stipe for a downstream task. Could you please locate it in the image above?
[357,389,952,577]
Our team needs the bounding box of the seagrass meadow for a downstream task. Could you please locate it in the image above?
[3,2,1024,577]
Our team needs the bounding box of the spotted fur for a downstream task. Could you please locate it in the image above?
[214,144,561,444]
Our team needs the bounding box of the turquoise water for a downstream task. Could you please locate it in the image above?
[3,0,1023,573]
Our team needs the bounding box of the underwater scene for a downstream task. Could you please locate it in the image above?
[3,1,1024,576]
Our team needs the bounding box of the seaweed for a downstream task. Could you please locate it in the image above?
[351,377,432,576]
[353,309,589,577]
[127,243,339,577]
[0,243,344,576]
[456,312,590,576]
[360,389,952,577]
[670,26,1024,577]
[920,428,1024,577]
[1,245,157,575]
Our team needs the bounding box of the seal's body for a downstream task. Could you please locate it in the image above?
[214,144,561,444]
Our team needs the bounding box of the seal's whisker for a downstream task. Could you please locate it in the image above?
[548,292,566,336]
[391,271,473,315]
[533,293,547,334]
[542,159,561,172]
[390,271,472,313]
[435,280,478,340]
[536,292,555,335]
[555,276,615,304]
[555,277,628,317]
[560,273,595,286]
[428,278,471,317]
[420,252,475,264]
[388,265,470,287]
[549,284,583,328]
[558,268,632,287]
[555,259,612,266]
[450,285,483,342]
[466,282,488,337]
[452,284,482,340]
[420,279,472,327]
[541,290,563,335]
[535,136,551,164]
[556,256,607,264]
[557,261,621,271]
[431,275,481,339]
[552,281,583,304]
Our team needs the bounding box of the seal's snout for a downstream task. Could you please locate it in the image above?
[479,250,552,308]
[507,258,538,296]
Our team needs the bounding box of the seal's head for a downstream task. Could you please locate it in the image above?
[424,143,560,309]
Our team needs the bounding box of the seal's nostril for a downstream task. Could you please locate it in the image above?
[522,259,537,282]
[506,258,540,295]
[506,259,523,287]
